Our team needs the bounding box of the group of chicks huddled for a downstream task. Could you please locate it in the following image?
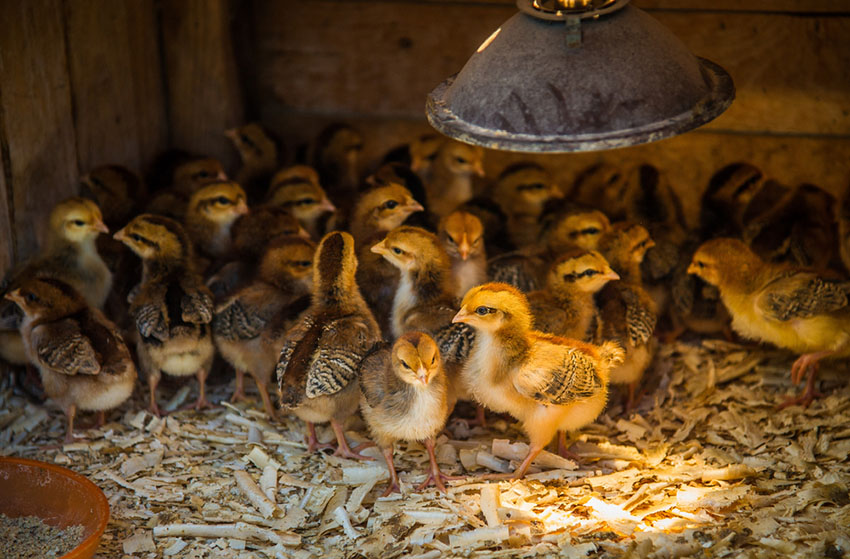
[1,122,849,497]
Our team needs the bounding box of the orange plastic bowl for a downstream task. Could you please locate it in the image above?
[0,457,109,559]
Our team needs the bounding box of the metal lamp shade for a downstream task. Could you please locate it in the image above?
[426,5,735,153]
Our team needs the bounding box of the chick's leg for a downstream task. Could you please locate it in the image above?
[64,404,78,443]
[779,350,833,409]
[330,419,375,461]
[381,446,401,497]
[557,431,580,461]
[482,443,544,481]
[305,422,335,453]
[191,368,214,410]
[416,438,463,493]
[255,379,278,421]
[148,370,162,417]
[230,370,249,403]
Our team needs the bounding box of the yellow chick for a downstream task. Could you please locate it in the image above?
[423,139,485,218]
[492,162,563,248]
[453,283,624,478]
[359,332,454,494]
[6,278,135,442]
[597,223,658,412]
[115,215,215,416]
[276,231,382,459]
[214,237,315,419]
[184,181,249,263]
[266,178,336,240]
[438,211,488,299]
[689,238,850,408]
[528,249,619,341]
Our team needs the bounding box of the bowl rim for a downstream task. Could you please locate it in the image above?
[0,456,110,559]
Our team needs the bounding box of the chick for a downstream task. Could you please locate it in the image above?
[438,211,487,299]
[146,157,228,219]
[569,162,628,220]
[359,332,454,494]
[528,249,619,341]
[371,226,458,339]
[453,283,624,478]
[80,165,143,229]
[266,178,336,240]
[689,238,850,408]
[492,163,563,248]
[368,162,431,229]
[699,162,765,239]
[313,123,363,199]
[540,206,612,256]
[352,184,424,331]
[214,237,315,419]
[114,215,215,416]
[423,140,485,218]
[840,189,850,275]
[381,134,443,183]
[184,181,249,264]
[276,231,381,459]
[225,123,279,202]
[668,243,733,341]
[269,165,321,191]
[6,278,135,441]
[597,223,658,412]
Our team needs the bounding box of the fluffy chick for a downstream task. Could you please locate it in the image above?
[80,165,143,229]
[424,140,485,218]
[115,215,215,416]
[6,278,135,441]
[689,238,850,408]
[276,231,381,459]
[598,223,658,411]
[266,178,336,240]
[528,249,619,341]
[453,283,624,478]
[699,162,765,239]
[438,211,487,299]
[540,205,612,256]
[225,123,279,202]
[359,332,453,494]
[185,181,249,263]
[146,157,228,220]
[569,163,629,220]
[492,163,563,248]
[314,123,364,198]
[214,237,315,419]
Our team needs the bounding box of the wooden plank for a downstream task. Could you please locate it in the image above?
[161,0,245,173]
[0,0,79,261]
[264,111,850,227]
[412,0,850,12]
[254,1,850,136]
[0,96,14,272]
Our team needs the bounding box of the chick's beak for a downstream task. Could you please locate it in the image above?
[215,170,228,181]
[473,162,485,178]
[370,241,387,255]
[113,228,127,242]
[452,308,470,324]
[417,366,428,385]
[93,220,109,234]
[235,200,249,216]
[319,198,336,213]
[406,200,425,214]
[224,128,237,140]
[686,262,699,275]
[297,227,311,240]
[602,270,620,281]
[458,234,470,261]
[4,289,22,305]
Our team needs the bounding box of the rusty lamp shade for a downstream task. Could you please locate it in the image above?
[426,0,734,153]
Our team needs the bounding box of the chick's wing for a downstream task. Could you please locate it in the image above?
[756,272,850,321]
[306,314,379,398]
[512,342,604,406]
[358,342,392,408]
[32,319,100,375]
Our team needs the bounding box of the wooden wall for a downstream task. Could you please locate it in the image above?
[0,0,244,271]
[249,0,850,226]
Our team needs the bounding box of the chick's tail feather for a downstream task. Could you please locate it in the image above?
[599,341,625,368]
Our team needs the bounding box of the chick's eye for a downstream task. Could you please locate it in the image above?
[384,200,398,210]
[216,196,232,205]
[475,306,491,316]
[455,157,468,164]
[392,247,403,255]
[582,227,600,235]
[130,233,143,242]
[400,361,412,370]
[298,198,316,206]
[25,292,38,303]
[72,219,85,226]
[194,171,210,179]
[298,261,311,267]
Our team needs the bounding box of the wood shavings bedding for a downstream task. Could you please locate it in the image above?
[1,338,849,558]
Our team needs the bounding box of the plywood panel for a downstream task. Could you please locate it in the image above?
[0,102,15,272]
[255,1,850,135]
[265,111,850,227]
[0,0,79,261]
[161,0,245,173]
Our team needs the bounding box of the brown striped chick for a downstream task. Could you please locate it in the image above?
[146,157,228,219]
[276,231,382,459]
[493,162,563,249]
[689,238,850,409]
[541,206,612,256]
[225,123,279,202]
[207,207,309,298]
[699,162,765,239]
[597,223,658,412]
[352,184,424,331]
[214,237,315,419]
[314,123,364,200]
[269,165,321,192]
[569,162,629,220]
[185,181,249,266]
[438,211,487,299]
[359,332,455,494]
[6,278,135,442]
[80,165,144,229]
[528,249,619,341]
[840,188,850,275]
[453,283,624,478]
[668,241,733,342]
[0,198,112,367]
[424,140,485,218]
[266,178,336,240]
[114,215,215,416]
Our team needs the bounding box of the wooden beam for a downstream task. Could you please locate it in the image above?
[254,1,850,136]
[160,0,245,173]
[0,0,79,261]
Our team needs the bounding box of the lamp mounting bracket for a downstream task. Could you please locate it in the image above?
[517,0,629,21]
